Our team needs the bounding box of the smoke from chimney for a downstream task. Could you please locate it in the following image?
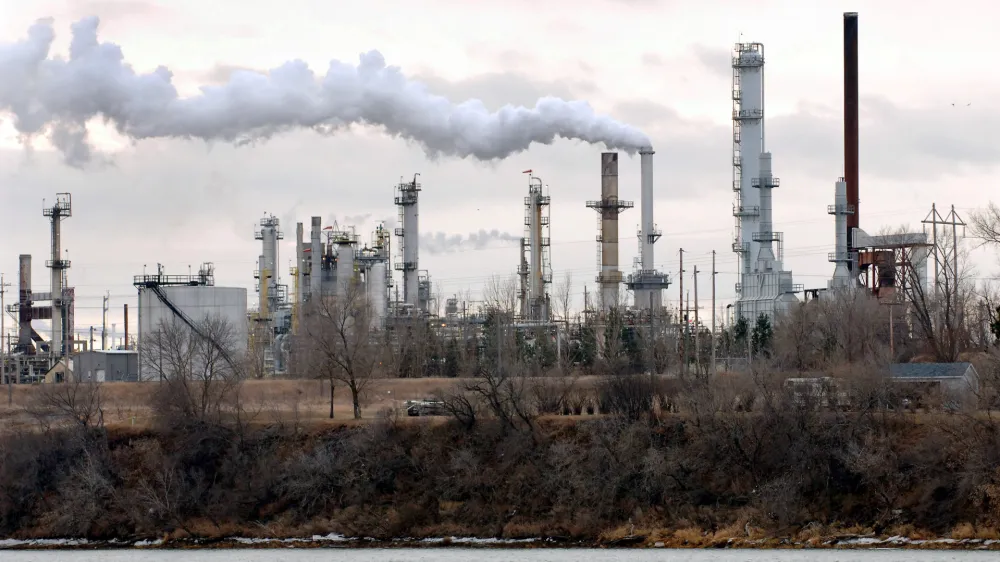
[0,17,652,167]
[421,230,520,255]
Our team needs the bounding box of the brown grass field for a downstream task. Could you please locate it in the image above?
[0,376,607,432]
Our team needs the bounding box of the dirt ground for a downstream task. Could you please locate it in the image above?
[0,376,604,431]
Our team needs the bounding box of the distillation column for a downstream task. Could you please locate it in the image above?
[44,194,72,360]
[588,153,633,311]
[310,217,322,299]
[394,174,421,309]
[525,173,551,321]
[732,43,765,279]
[255,215,282,314]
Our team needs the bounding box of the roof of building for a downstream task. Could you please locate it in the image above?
[890,362,975,379]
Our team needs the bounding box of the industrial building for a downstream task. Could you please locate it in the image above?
[0,10,974,383]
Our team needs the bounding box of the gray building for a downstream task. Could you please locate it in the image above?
[75,350,139,382]
[889,362,980,408]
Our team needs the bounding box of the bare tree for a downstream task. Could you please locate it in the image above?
[483,273,519,317]
[24,379,104,430]
[773,301,822,371]
[140,315,245,426]
[299,280,381,419]
[555,271,573,322]
[816,288,889,365]
[902,235,974,362]
[970,201,1000,247]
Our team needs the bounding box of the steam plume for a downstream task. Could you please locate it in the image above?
[422,230,520,255]
[0,17,652,166]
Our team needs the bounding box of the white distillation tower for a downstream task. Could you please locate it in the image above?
[731,43,798,322]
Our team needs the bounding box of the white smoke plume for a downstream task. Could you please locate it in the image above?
[422,230,520,255]
[0,17,652,167]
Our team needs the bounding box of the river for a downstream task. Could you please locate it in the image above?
[3,550,998,561]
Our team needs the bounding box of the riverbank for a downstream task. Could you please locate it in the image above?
[2,532,1000,550]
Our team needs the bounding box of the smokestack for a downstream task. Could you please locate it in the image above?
[123,303,128,350]
[844,12,859,265]
[588,153,633,311]
[17,254,31,352]
[639,149,655,272]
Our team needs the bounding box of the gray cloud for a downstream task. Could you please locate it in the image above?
[768,95,1000,180]
[691,44,732,78]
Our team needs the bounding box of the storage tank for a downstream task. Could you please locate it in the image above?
[137,285,248,380]
[367,261,387,323]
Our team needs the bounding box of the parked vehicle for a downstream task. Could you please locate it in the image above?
[405,399,447,417]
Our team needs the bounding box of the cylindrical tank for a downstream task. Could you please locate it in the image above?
[368,262,387,322]
[336,243,355,297]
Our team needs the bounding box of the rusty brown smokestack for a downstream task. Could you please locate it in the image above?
[123,303,128,350]
[844,12,859,266]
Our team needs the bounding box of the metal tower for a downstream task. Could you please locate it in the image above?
[254,214,283,316]
[523,171,551,321]
[394,174,421,309]
[588,153,633,311]
[731,43,764,277]
[730,42,798,321]
[43,193,72,360]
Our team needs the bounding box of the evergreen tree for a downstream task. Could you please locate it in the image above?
[751,313,773,357]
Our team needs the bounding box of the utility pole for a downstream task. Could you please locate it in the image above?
[678,248,685,375]
[101,291,109,350]
[684,289,690,374]
[1,274,10,405]
[711,251,717,374]
[694,266,700,375]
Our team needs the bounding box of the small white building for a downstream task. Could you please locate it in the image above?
[889,362,980,408]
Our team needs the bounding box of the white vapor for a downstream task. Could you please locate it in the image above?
[422,230,520,255]
[0,17,652,167]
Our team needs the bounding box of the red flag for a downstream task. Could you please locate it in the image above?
[323,226,333,230]
[522,169,532,174]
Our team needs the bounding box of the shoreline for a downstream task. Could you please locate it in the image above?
[3,533,1000,551]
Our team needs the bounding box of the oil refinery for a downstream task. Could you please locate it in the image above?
[0,11,968,383]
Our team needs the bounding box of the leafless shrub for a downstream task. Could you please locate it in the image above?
[24,379,105,430]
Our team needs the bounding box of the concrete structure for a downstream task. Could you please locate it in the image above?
[75,350,138,382]
[134,264,247,381]
[730,43,798,321]
[588,152,633,311]
[626,149,670,309]
[394,174,421,309]
[889,362,979,409]
[309,216,322,299]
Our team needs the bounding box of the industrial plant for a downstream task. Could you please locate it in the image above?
[0,12,974,384]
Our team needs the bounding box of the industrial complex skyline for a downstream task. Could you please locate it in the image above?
[0,0,998,341]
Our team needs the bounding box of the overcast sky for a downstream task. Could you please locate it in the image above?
[1,0,997,343]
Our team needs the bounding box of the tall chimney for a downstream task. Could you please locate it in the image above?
[17,254,32,352]
[844,12,859,265]
[123,303,128,350]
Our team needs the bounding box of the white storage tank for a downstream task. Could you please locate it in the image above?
[137,285,248,380]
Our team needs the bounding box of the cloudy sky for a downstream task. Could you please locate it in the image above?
[1,0,997,344]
